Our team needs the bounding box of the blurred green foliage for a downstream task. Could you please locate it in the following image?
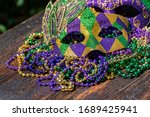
[0,0,56,34]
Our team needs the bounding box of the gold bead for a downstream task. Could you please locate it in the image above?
[22,73,26,77]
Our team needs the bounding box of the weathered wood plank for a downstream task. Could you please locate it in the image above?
[0,11,150,100]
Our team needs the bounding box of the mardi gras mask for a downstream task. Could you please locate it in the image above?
[42,0,150,57]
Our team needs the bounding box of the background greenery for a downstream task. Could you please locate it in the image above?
[0,0,56,34]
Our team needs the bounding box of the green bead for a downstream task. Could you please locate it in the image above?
[137,49,141,53]
[130,62,134,66]
[125,65,129,69]
[128,74,132,78]
[55,66,62,71]
[134,72,139,77]
[140,66,144,71]
[141,59,145,63]
[117,71,122,75]
[141,52,145,56]
[137,69,141,74]
[113,68,117,72]
[29,40,34,45]
[134,64,139,68]
[126,68,130,72]
[29,60,33,63]
[65,73,70,77]
[122,74,127,79]
[67,70,72,74]
[145,52,150,57]
[26,36,29,40]
[145,64,149,69]
[107,67,111,72]
[30,50,34,53]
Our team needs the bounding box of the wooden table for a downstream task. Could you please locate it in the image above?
[0,12,150,100]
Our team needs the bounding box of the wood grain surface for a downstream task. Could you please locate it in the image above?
[0,12,150,100]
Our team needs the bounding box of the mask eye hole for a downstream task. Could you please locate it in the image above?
[61,32,85,44]
[99,26,123,38]
[114,5,141,17]
[93,7,104,13]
